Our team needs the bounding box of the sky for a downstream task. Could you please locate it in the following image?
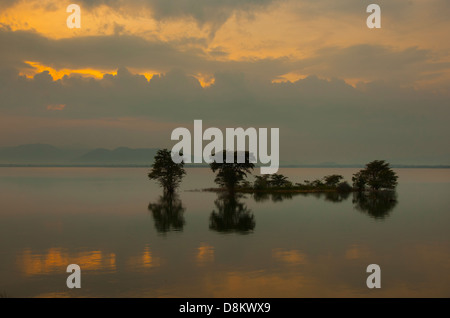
[0,0,449,164]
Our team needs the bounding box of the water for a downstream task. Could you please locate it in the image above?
[0,167,449,297]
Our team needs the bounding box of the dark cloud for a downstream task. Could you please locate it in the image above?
[75,0,282,34]
[2,26,446,87]
[0,0,19,9]
[295,0,450,21]
[0,26,292,81]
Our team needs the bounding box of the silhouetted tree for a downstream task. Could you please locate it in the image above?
[269,174,291,187]
[239,180,252,188]
[354,160,398,191]
[254,175,270,189]
[209,151,254,193]
[336,181,353,193]
[148,149,186,194]
[352,171,367,191]
[311,179,324,187]
[323,174,344,187]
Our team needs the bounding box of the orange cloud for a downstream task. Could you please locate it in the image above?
[21,61,113,80]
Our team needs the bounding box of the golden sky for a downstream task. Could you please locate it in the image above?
[1,0,449,87]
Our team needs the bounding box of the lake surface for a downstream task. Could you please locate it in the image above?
[0,167,449,297]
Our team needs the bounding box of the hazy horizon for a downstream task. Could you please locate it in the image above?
[0,143,449,166]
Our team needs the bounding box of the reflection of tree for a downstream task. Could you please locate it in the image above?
[323,191,351,203]
[148,193,185,233]
[295,191,351,203]
[210,193,255,234]
[252,191,296,203]
[352,191,398,219]
[252,191,270,202]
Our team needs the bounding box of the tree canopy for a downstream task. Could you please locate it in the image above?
[209,151,255,193]
[323,174,344,187]
[148,148,186,194]
[269,174,291,187]
[353,160,398,191]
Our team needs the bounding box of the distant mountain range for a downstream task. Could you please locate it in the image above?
[0,144,448,168]
[0,144,158,165]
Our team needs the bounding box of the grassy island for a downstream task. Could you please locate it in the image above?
[202,173,356,194]
[203,158,398,195]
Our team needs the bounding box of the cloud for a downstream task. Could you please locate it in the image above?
[1,64,449,164]
[2,25,447,87]
[0,0,18,9]
[0,26,292,81]
[294,0,450,21]
[297,44,450,84]
[74,0,282,35]
[0,26,202,71]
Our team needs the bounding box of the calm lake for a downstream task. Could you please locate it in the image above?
[0,167,449,297]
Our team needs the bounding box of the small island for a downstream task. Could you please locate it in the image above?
[147,149,399,195]
[203,173,356,194]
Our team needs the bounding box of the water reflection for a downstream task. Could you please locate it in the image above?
[146,189,398,236]
[148,193,186,233]
[323,191,351,203]
[16,248,116,276]
[352,191,398,219]
[251,189,398,220]
[126,245,161,270]
[2,168,448,297]
[209,193,255,234]
[252,190,351,203]
[196,243,215,265]
[253,191,299,202]
[296,191,351,203]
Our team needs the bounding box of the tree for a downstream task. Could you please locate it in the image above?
[323,174,344,187]
[336,181,353,193]
[354,160,398,191]
[269,174,291,187]
[240,180,252,188]
[254,175,270,189]
[352,171,367,191]
[148,149,186,194]
[209,151,255,193]
[311,179,324,188]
